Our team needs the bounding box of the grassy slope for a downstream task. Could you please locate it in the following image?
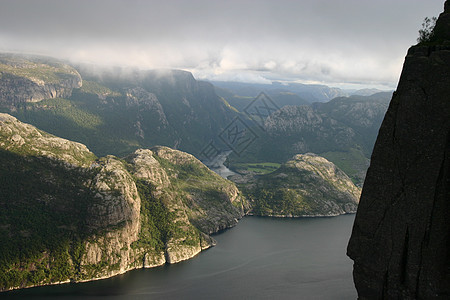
[231,162,281,175]
[0,55,79,84]
[240,155,360,216]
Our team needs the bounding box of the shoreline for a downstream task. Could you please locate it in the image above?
[2,246,206,293]
[3,212,354,294]
[246,212,356,218]
[1,221,223,293]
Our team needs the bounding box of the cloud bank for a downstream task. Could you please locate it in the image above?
[0,0,444,88]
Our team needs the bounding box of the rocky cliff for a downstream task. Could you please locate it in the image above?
[0,54,82,105]
[0,59,239,158]
[239,153,360,217]
[0,114,248,291]
[347,2,450,298]
[228,92,391,186]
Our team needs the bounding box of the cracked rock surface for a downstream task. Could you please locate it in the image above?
[347,2,450,298]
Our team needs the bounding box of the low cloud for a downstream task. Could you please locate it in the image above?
[0,0,444,89]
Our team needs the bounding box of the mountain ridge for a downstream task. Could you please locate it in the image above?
[226,92,392,185]
[0,55,240,157]
[0,113,248,291]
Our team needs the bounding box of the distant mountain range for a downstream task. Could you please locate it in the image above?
[212,80,391,104]
[0,52,393,290]
[0,53,391,185]
[225,92,392,185]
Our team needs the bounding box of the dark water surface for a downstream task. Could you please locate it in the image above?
[5,215,357,300]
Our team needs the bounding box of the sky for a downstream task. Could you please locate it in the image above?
[0,0,444,89]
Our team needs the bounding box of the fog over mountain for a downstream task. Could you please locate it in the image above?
[0,0,442,89]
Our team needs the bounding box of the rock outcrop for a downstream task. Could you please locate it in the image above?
[0,54,82,106]
[0,113,95,167]
[347,2,450,298]
[0,115,248,291]
[241,153,360,217]
[141,146,249,234]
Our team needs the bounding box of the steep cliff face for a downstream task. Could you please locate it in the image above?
[0,54,82,105]
[68,67,238,156]
[0,114,248,291]
[0,61,240,158]
[240,153,360,217]
[262,93,391,157]
[347,2,450,298]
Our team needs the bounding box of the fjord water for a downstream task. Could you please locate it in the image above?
[6,215,356,300]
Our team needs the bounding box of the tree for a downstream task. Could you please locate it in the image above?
[417,16,437,43]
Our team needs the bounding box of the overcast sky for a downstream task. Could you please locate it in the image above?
[0,0,444,89]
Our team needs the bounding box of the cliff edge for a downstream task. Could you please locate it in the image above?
[0,114,247,291]
[347,2,450,299]
[0,54,82,106]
